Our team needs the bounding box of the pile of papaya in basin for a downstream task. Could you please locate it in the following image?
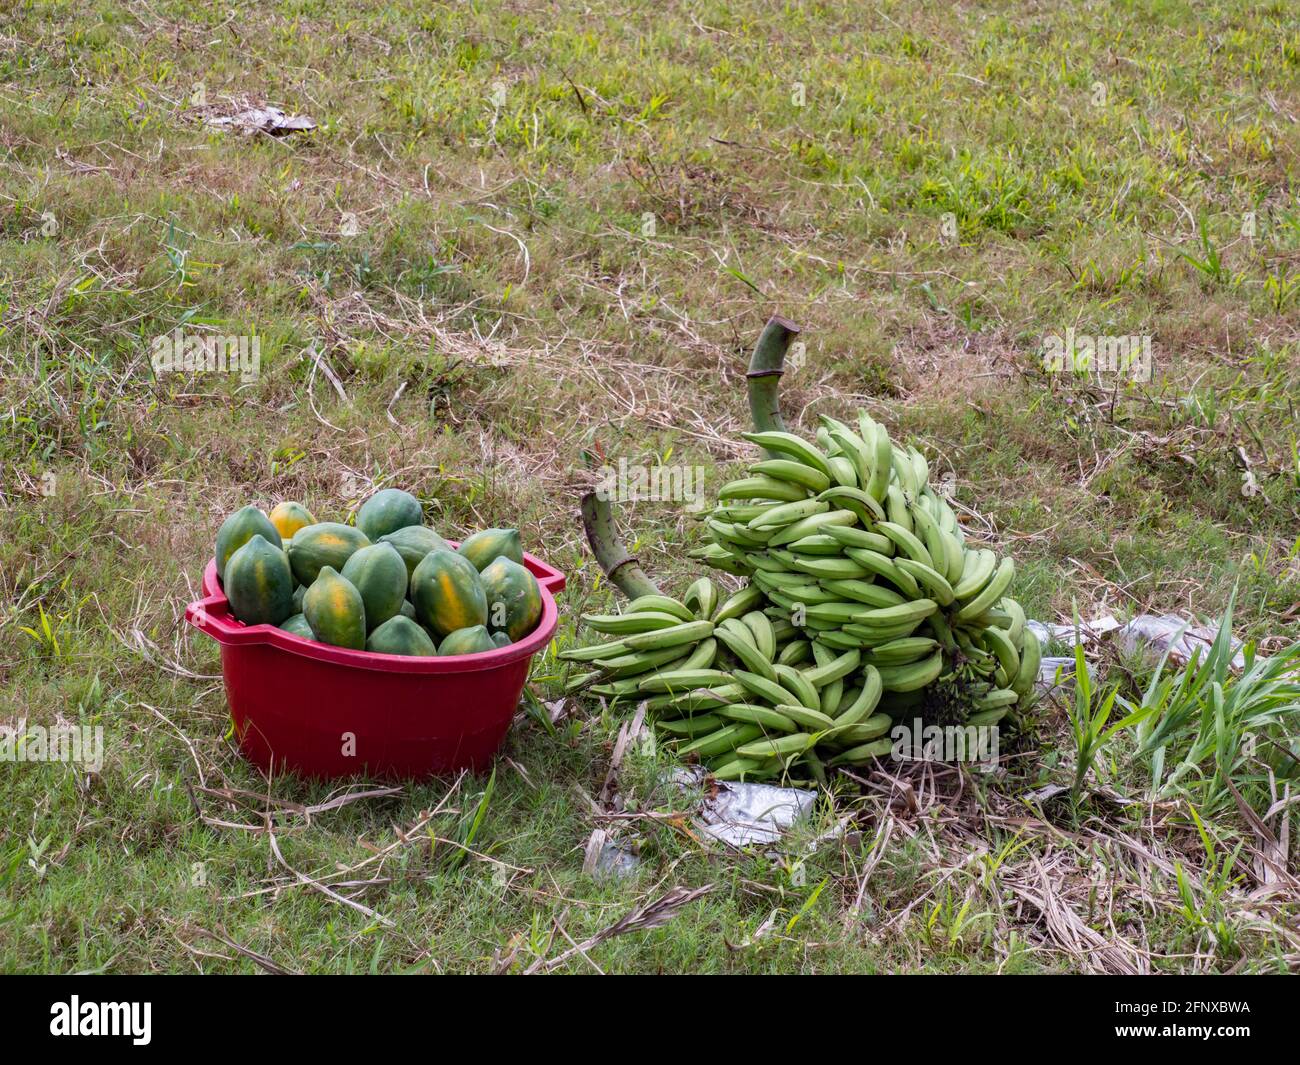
[214,489,543,657]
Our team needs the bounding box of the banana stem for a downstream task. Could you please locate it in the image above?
[578,316,799,599]
[745,315,801,458]
[579,449,661,600]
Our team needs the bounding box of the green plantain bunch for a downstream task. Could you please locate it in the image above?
[562,411,1040,781]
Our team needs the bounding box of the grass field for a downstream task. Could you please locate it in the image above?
[2,0,1298,974]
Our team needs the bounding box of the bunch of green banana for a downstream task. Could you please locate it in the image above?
[564,412,1039,783]
[652,637,898,781]
[559,578,757,700]
[560,577,900,779]
[692,412,1040,725]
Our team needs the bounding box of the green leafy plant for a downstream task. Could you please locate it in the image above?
[1264,267,1300,312]
[1178,215,1228,285]
[441,767,496,871]
[1065,613,1158,807]
[1173,804,1245,957]
[1127,590,1300,816]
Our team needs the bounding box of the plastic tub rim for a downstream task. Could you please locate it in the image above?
[186,544,564,676]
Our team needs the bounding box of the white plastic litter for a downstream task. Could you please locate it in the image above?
[205,106,316,136]
[1037,656,1090,695]
[672,767,816,848]
[1025,609,1252,695]
[1113,614,1248,669]
[1027,615,1123,649]
[582,828,641,879]
[1023,624,1095,694]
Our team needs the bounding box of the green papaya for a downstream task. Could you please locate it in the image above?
[225,534,295,625]
[411,549,488,637]
[303,566,367,649]
[269,501,316,540]
[340,542,408,631]
[278,613,315,639]
[490,630,512,649]
[215,505,281,579]
[366,615,438,656]
[457,528,524,571]
[438,625,497,656]
[357,488,423,540]
[287,522,369,586]
[399,599,416,620]
[480,556,543,641]
[379,525,451,580]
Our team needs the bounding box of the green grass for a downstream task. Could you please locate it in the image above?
[1,0,1298,973]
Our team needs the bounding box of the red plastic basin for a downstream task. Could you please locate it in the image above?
[184,547,565,779]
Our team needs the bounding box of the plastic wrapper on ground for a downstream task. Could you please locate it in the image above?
[672,767,816,848]
[1113,614,1248,669]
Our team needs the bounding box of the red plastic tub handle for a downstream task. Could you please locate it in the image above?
[532,562,566,595]
[185,592,264,645]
